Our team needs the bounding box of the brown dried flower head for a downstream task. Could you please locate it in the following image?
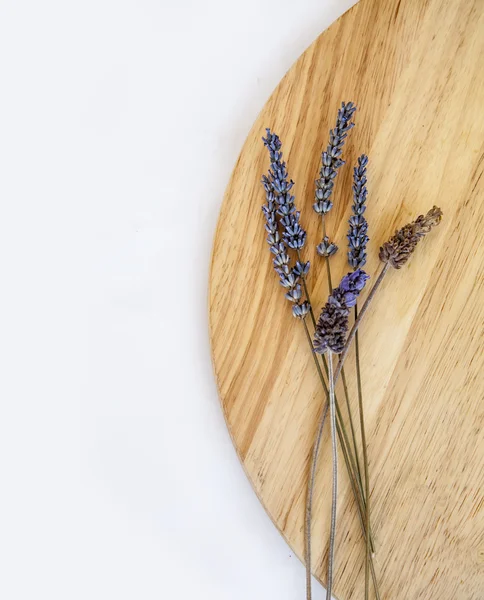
[379,206,443,269]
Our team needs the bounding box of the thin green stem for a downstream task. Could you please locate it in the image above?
[326,351,337,600]
[355,301,371,600]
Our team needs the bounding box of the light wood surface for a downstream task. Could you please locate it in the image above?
[208,0,484,597]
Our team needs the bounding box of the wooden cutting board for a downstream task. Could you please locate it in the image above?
[208,0,484,598]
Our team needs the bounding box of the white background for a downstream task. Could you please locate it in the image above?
[0,1,357,598]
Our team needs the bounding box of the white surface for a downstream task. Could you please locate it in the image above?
[0,1,358,598]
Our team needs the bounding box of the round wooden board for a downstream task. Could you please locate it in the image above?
[209,0,484,598]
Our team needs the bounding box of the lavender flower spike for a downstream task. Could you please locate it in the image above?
[261,130,310,319]
[262,129,307,250]
[313,269,369,354]
[313,102,357,216]
[348,155,369,269]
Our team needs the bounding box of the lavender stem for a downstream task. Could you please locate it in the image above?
[307,266,386,597]
[355,301,371,600]
[326,351,338,600]
[302,319,329,600]
[302,320,379,599]
[341,366,363,490]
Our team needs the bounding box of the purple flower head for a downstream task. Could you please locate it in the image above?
[340,269,370,293]
[313,269,369,354]
[261,130,311,319]
[348,155,369,269]
[313,102,357,216]
[262,129,307,253]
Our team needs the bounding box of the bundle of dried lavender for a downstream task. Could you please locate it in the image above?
[262,112,377,600]
[304,207,443,600]
[313,270,369,600]
[260,120,443,600]
[260,131,372,600]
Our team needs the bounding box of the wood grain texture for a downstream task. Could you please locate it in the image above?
[209,0,484,598]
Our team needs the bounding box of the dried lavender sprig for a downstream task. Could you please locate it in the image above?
[312,107,361,508]
[324,210,444,567]
[379,205,443,269]
[260,130,380,600]
[260,129,379,599]
[313,102,357,216]
[305,235,379,600]
[325,350,337,600]
[348,154,369,269]
[314,101,357,260]
[313,111,364,532]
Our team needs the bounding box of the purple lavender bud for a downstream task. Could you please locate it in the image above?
[285,285,302,303]
[343,292,357,307]
[350,269,370,291]
[279,272,298,288]
[270,242,285,255]
[273,251,290,267]
[293,261,310,277]
[293,301,310,319]
[316,236,338,257]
